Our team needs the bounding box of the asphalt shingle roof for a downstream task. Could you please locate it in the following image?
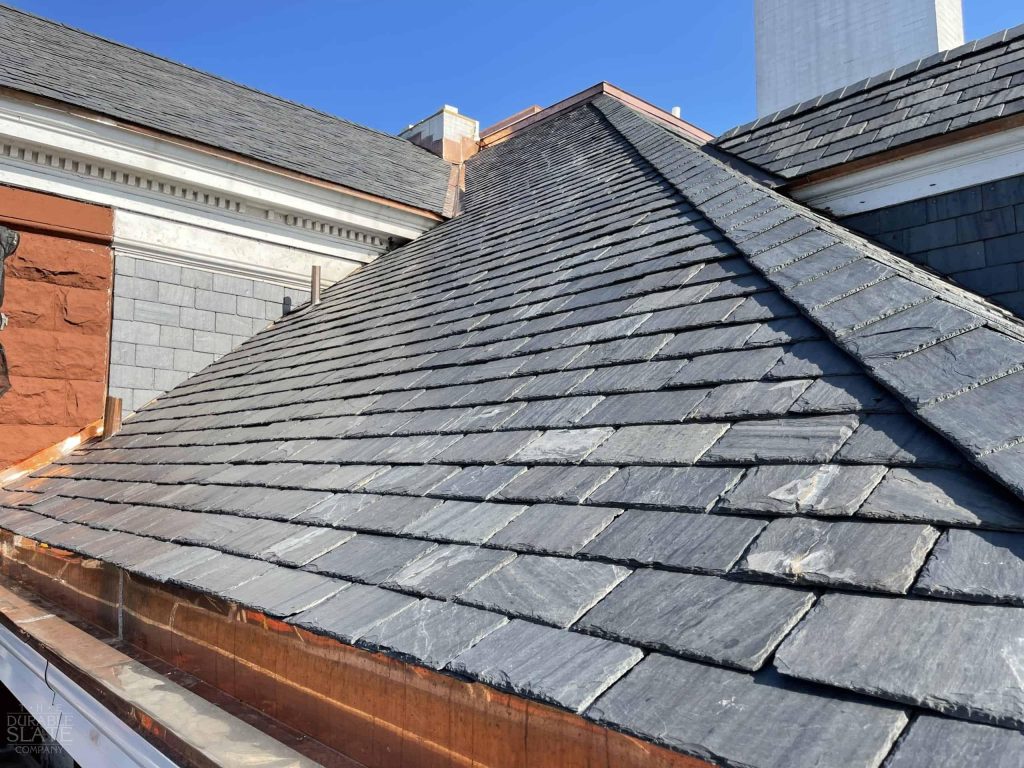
[3,94,1024,767]
[0,5,452,213]
[716,24,1024,180]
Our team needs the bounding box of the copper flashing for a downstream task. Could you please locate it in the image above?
[0,533,712,768]
[480,105,543,138]
[0,418,103,488]
[479,82,713,148]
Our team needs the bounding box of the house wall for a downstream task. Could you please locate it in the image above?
[110,255,309,412]
[0,185,113,468]
[839,173,1024,316]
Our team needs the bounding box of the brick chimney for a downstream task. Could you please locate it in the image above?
[755,0,965,116]
[401,105,479,163]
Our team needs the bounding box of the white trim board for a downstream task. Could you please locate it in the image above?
[792,124,1024,215]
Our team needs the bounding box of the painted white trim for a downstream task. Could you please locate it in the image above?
[0,96,437,262]
[0,621,178,768]
[792,124,1024,215]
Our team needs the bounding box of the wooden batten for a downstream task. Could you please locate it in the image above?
[0,533,711,768]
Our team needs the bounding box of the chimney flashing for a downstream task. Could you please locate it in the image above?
[401,106,480,164]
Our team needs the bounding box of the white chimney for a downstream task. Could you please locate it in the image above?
[754,0,965,117]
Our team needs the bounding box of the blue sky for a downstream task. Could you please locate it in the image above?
[10,1,1023,136]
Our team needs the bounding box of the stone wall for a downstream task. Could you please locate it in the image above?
[110,255,310,411]
[840,173,1024,317]
[0,185,113,467]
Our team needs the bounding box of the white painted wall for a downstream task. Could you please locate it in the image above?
[755,0,964,116]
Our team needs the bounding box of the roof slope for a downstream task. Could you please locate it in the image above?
[0,4,451,213]
[716,24,1024,179]
[3,96,1024,768]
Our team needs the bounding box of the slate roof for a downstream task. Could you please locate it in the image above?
[0,4,452,213]
[716,24,1024,180]
[3,93,1024,768]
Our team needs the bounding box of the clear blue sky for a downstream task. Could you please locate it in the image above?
[9,1,1023,136]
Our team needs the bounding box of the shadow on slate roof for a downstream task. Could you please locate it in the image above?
[716,23,1024,180]
[4,92,1024,768]
[0,4,452,213]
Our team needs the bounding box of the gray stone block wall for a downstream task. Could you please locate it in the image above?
[840,174,1024,317]
[110,255,310,411]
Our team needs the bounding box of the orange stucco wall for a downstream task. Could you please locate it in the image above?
[0,184,113,467]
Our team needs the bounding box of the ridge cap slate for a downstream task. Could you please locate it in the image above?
[716,22,1024,143]
[595,94,1024,502]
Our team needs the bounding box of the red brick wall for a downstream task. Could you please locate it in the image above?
[0,185,113,467]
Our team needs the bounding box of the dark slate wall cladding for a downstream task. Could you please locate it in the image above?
[840,175,1024,316]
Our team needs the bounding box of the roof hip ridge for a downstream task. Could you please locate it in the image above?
[594,93,1024,502]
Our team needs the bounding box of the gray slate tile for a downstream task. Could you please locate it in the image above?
[359,599,507,669]
[382,544,514,599]
[587,466,742,511]
[461,554,629,627]
[587,654,907,768]
[306,534,436,583]
[584,423,729,465]
[835,414,963,467]
[702,415,859,463]
[581,509,765,573]
[578,570,814,670]
[691,379,812,418]
[738,518,938,593]
[223,568,345,617]
[884,715,1024,768]
[486,503,620,555]
[447,619,642,712]
[775,593,1024,727]
[510,428,614,464]
[720,463,886,516]
[915,529,1024,606]
[577,389,710,426]
[496,465,616,504]
[403,500,526,543]
[290,583,416,644]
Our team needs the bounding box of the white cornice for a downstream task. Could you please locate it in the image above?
[0,96,438,262]
[792,125,1024,215]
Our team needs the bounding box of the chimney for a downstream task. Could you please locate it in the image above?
[401,105,479,163]
[754,0,965,117]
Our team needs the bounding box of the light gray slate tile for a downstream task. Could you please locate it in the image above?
[775,593,1024,727]
[223,568,345,617]
[486,503,620,555]
[720,464,886,516]
[360,599,508,669]
[581,509,765,573]
[403,500,525,544]
[577,389,710,426]
[842,300,984,364]
[358,464,459,495]
[427,465,526,500]
[306,534,436,583]
[585,423,728,465]
[587,466,742,512]
[383,544,514,599]
[338,495,442,535]
[859,468,1024,529]
[578,570,814,670]
[919,371,1024,455]
[290,583,416,644]
[702,415,859,464]
[446,619,642,712]
[500,396,603,430]
[431,431,539,464]
[497,465,617,504]
[569,360,685,395]
[510,428,614,464]
[884,714,1024,768]
[461,554,629,628]
[587,654,907,768]
[915,529,1024,606]
[738,518,938,593]
[668,347,785,385]
[691,379,812,418]
[790,375,899,414]
[767,340,861,379]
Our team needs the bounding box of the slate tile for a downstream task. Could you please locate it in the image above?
[920,371,1024,455]
[572,334,673,367]
[223,568,346,617]
[786,259,894,310]
[577,389,709,426]
[510,428,614,464]
[655,324,759,358]
[581,509,765,573]
[588,654,907,768]
[486,504,620,555]
[859,468,1024,529]
[427,465,526,500]
[359,600,508,669]
[358,464,459,495]
[170,552,276,593]
[842,300,983,363]
[496,466,616,504]
[306,534,436,583]
[790,375,899,414]
[582,569,814,670]
[293,493,379,527]
[383,544,514,599]
[461,554,629,627]
[814,278,933,335]
[584,423,728,465]
[720,464,886,516]
[261,525,352,566]
[432,431,539,464]
[884,715,1024,768]
[339,495,442,534]
[500,396,603,430]
[403,500,526,544]
[915,529,1024,606]
[775,593,1024,727]
[447,619,642,713]
[770,243,863,288]
[746,317,820,345]
[587,466,742,512]
[568,360,685,395]
[691,379,812,418]
[291,583,416,644]
[835,414,963,467]
[668,347,785,385]
[738,517,938,593]
[767,340,861,378]
[702,415,859,463]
